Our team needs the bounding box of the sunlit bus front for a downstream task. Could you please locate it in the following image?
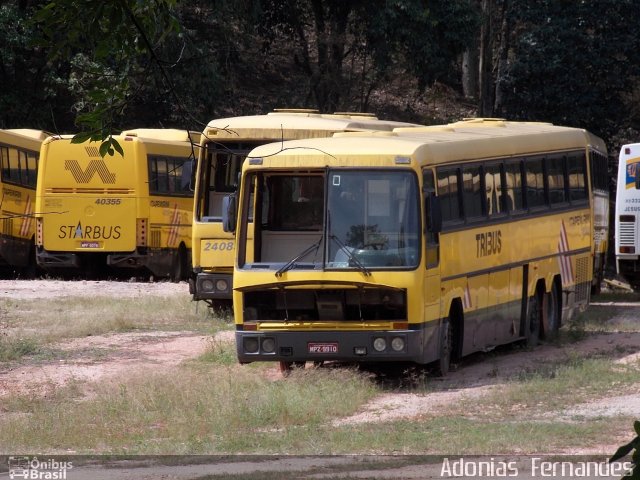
[233,159,431,366]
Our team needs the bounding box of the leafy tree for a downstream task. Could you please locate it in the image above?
[33,0,195,154]
[255,0,478,112]
[610,420,639,479]
[0,2,74,130]
[502,0,640,139]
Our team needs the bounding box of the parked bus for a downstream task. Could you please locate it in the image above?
[615,143,640,286]
[0,129,50,276]
[35,129,200,280]
[226,119,607,374]
[190,109,420,307]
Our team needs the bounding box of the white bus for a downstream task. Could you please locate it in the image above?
[615,143,640,286]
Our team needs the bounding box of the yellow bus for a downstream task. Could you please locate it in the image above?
[0,129,50,277]
[190,109,420,307]
[226,119,607,374]
[35,129,200,280]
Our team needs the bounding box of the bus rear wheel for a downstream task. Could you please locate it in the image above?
[171,245,187,283]
[542,281,561,339]
[525,290,542,347]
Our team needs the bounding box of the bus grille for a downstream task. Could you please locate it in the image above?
[575,256,590,302]
[150,230,161,248]
[619,221,636,246]
[243,287,407,322]
[2,218,12,235]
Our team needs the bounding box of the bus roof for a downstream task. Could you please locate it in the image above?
[202,110,421,140]
[1,129,51,143]
[246,120,606,168]
[121,128,201,143]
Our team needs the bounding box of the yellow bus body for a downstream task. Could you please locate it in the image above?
[35,129,199,279]
[191,109,421,305]
[0,129,50,275]
[232,119,607,371]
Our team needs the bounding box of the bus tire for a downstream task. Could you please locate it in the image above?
[435,317,453,377]
[279,361,305,377]
[22,243,38,279]
[525,288,542,348]
[542,279,561,340]
[171,245,187,283]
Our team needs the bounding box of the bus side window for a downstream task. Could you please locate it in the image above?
[484,163,505,216]
[525,157,546,209]
[547,155,568,205]
[567,154,588,202]
[436,167,462,224]
[504,160,525,212]
[462,164,484,220]
[0,147,9,181]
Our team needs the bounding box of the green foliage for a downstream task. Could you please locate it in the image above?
[609,420,640,479]
[503,0,640,138]
[32,0,186,151]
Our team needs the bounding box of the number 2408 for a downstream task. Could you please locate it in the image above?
[204,241,234,251]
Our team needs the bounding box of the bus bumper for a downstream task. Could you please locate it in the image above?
[235,328,437,365]
[191,272,233,300]
[36,248,81,268]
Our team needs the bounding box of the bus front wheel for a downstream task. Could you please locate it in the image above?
[279,361,305,377]
[435,317,453,377]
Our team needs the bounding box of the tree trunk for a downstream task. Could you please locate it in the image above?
[493,0,510,116]
[462,48,479,100]
[478,0,494,116]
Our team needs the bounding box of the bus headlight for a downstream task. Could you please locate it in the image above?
[373,337,387,352]
[243,337,259,354]
[261,337,276,353]
[201,279,215,292]
[391,336,405,352]
[215,279,229,292]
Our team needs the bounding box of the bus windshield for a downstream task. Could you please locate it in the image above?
[242,169,420,271]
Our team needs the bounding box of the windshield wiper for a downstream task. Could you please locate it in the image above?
[329,234,371,276]
[275,238,322,277]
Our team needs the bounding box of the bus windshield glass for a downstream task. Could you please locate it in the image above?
[241,169,420,271]
[327,170,420,269]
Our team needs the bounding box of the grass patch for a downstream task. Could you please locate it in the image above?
[0,336,39,361]
[0,295,229,361]
[0,365,378,454]
[477,355,640,415]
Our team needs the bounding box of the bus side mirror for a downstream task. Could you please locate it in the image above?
[426,193,442,234]
[222,194,237,233]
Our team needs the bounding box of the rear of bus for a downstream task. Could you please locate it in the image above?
[0,129,48,275]
[36,129,196,279]
[190,110,420,307]
[615,143,640,286]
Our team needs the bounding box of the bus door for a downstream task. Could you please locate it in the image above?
[423,170,441,361]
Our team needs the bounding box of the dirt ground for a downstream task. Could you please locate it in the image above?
[1,280,639,478]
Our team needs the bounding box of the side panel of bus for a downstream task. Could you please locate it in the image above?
[0,132,43,272]
[615,144,640,285]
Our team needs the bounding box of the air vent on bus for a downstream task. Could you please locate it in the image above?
[2,218,12,235]
[619,221,637,247]
[150,229,161,248]
[575,256,590,303]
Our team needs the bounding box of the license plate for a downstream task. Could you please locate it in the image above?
[308,342,338,354]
